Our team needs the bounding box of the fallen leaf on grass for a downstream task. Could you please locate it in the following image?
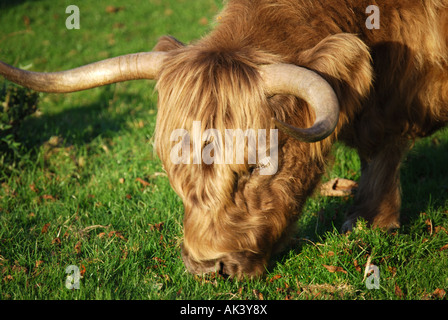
[432,288,446,299]
[435,226,447,235]
[152,257,167,267]
[253,289,264,300]
[108,231,127,241]
[105,5,125,13]
[269,274,282,282]
[323,264,347,274]
[440,244,448,251]
[41,223,50,234]
[395,284,405,299]
[149,222,164,232]
[29,184,39,193]
[80,264,86,277]
[31,260,44,277]
[424,219,433,235]
[74,241,82,255]
[320,178,358,197]
[353,260,362,273]
[41,194,56,201]
[136,177,151,188]
[3,275,13,282]
[388,266,398,277]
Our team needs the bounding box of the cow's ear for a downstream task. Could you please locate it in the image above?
[299,33,373,118]
[153,35,185,52]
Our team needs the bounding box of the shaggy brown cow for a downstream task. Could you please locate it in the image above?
[1,0,448,278]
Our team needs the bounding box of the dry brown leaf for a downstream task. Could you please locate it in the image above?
[435,226,447,234]
[323,264,347,274]
[425,219,433,235]
[150,222,164,232]
[108,231,127,241]
[136,177,151,187]
[29,184,39,193]
[253,289,264,300]
[395,284,404,299]
[3,275,13,282]
[41,223,50,234]
[440,243,448,251]
[269,274,282,283]
[42,194,56,201]
[388,266,398,276]
[11,264,27,273]
[353,260,362,273]
[320,178,358,197]
[80,264,86,277]
[105,6,125,13]
[74,241,82,254]
[432,288,446,299]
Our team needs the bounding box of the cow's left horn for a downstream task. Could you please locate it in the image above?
[0,51,167,93]
[260,64,340,143]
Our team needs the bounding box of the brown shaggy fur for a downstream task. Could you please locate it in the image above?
[152,0,448,277]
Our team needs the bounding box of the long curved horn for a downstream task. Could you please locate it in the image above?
[260,64,340,143]
[0,51,167,93]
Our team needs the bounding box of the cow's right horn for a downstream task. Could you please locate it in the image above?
[260,64,340,143]
[0,51,167,93]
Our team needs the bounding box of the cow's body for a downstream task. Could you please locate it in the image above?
[2,0,448,277]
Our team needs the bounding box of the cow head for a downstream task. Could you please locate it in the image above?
[153,36,340,277]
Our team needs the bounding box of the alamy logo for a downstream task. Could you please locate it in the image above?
[365,5,380,30]
[66,5,80,30]
[170,121,279,175]
[65,265,81,290]
[365,264,380,290]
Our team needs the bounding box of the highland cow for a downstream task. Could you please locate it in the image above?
[2,0,448,278]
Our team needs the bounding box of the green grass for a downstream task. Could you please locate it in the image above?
[1,0,447,300]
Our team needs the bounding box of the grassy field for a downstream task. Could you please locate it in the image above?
[0,0,447,301]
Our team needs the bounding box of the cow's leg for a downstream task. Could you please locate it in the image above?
[342,139,409,232]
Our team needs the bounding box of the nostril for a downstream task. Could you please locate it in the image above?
[218,261,225,275]
[217,261,232,279]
